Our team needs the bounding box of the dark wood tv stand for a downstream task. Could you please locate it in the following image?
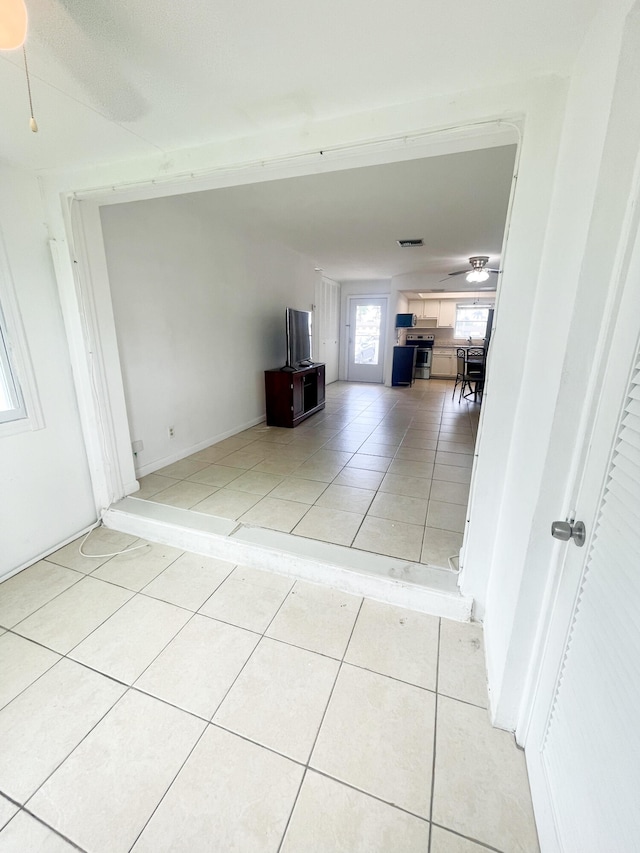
[265,363,326,427]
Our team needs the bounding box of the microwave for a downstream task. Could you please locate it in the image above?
[396,313,417,328]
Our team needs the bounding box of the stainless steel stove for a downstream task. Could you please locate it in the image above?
[405,334,435,379]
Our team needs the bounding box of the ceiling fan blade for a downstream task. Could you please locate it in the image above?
[447,270,468,277]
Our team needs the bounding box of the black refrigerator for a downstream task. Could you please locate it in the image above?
[484,308,495,351]
[392,346,417,386]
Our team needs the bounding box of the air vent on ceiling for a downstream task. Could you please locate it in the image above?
[397,239,424,248]
[418,289,445,296]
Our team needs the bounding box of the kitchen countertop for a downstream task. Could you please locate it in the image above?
[432,343,485,350]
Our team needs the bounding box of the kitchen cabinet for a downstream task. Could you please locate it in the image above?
[408,299,438,322]
[431,349,457,378]
[407,298,456,328]
[437,300,456,328]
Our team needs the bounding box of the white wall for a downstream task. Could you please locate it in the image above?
[100,194,318,475]
[0,163,95,577]
[463,0,636,728]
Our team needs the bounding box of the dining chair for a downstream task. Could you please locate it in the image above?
[452,348,467,400]
[462,347,485,401]
[452,347,485,402]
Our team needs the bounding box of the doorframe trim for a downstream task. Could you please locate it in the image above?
[518,87,640,746]
[518,120,640,852]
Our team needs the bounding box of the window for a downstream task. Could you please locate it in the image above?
[353,304,382,365]
[454,304,491,339]
[0,232,43,434]
[0,304,27,424]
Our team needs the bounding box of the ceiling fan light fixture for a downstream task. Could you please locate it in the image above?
[466,269,489,283]
[0,0,28,50]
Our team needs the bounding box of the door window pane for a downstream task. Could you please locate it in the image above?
[354,305,381,365]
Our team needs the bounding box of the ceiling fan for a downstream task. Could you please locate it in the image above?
[443,256,501,283]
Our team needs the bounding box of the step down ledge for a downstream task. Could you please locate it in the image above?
[103,497,472,622]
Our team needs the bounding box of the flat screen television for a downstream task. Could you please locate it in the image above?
[285,307,313,369]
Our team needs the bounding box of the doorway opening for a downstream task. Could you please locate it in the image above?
[64,121,520,579]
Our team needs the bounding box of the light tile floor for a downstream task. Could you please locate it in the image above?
[139,379,479,567]
[0,532,539,852]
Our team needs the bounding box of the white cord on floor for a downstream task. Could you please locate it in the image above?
[448,553,460,571]
[78,515,150,559]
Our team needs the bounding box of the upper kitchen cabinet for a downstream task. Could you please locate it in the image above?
[408,298,456,328]
[437,300,456,328]
[408,299,438,322]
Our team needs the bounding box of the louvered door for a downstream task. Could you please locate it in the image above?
[544,355,640,850]
[528,346,640,852]
[314,277,340,384]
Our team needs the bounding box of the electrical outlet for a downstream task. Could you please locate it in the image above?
[132,439,143,453]
[168,426,175,438]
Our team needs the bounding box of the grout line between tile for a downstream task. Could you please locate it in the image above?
[1,567,87,633]
[204,719,307,769]
[306,595,364,761]
[275,766,308,853]
[275,595,365,852]
[427,618,442,853]
[0,642,62,715]
[430,822,507,852]
[338,659,437,695]
[436,690,489,712]
[125,706,209,850]
[306,766,431,825]
[20,681,129,813]
[12,805,89,851]
[207,581,296,723]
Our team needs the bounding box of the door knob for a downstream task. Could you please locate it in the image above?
[551,519,586,547]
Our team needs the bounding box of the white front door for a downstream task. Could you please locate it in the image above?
[524,216,640,851]
[347,297,387,383]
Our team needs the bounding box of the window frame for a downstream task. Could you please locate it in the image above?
[0,230,44,436]
[0,303,27,424]
[453,303,492,340]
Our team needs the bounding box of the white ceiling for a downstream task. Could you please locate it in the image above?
[0,0,600,171]
[182,143,516,285]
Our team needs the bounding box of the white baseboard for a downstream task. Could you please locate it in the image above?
[1,517,99,582]
[132,414,266,479]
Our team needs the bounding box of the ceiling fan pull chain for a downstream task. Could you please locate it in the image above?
[23,45,38,132]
